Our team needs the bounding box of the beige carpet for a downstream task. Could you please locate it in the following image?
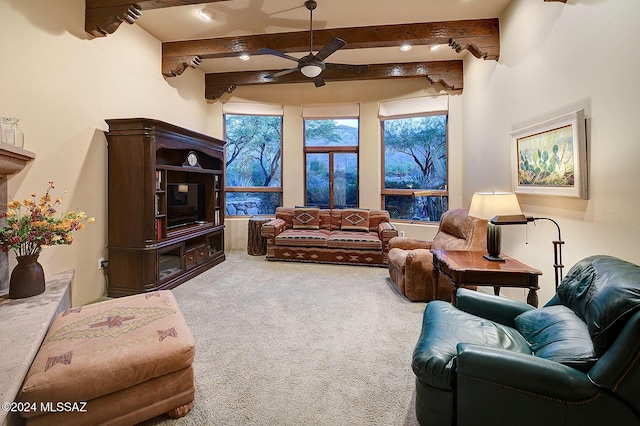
[140,251,426,425]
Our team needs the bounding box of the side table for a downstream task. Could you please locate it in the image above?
[247,216,273,256]
[431,249,542,307]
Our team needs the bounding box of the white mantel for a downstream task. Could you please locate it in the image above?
[0,143,36,293]
[0,269,73,426]
[0,143,35,175]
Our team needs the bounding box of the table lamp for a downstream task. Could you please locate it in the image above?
[468,192,524,262]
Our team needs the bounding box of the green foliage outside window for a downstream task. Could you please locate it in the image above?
[224,114,283,215]
[305,119,358,146]
[384,115,447,190]
[225,115,282,187]
[304,119,359,208]
[383,115,448,222]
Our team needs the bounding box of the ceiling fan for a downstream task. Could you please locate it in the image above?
[259,0,368,87]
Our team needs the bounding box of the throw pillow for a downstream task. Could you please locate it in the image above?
[515,305,597,372]
[341,208,370,232]
[293,207,320,230]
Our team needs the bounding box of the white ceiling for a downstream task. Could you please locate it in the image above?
[137,0,513,74]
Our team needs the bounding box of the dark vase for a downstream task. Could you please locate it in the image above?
[9,254,45,299]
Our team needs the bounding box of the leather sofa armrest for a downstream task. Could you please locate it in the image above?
[456,344,596,400]
[388,236,433,251]
[456,288,535,327]
[589,312,640,389]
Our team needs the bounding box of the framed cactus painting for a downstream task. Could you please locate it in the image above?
[511,109,587,199]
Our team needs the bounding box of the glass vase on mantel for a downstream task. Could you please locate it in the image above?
[8,252,45,299]
[0,117,24,148]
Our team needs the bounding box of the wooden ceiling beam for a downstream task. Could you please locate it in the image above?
[163,19,499,77]
[204,60,463,100]
[85,0,232,37]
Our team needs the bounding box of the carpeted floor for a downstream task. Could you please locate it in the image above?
[140,251,426,426]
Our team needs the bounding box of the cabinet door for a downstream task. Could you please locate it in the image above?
[207,231,224,260]
[158,244,183,281]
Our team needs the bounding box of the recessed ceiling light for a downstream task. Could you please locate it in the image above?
[430,44,443,52]
[198,8,215,21]
[239,54,250,61]
[400,44,412,52]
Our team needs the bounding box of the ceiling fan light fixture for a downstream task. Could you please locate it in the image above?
[197,8,215,21]
[301,64,323,78]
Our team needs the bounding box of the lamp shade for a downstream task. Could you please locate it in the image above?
[469,192,523,220]
[469,192,523,262]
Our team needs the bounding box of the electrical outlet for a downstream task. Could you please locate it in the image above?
[399,231,405,237]
[98,258,108,270]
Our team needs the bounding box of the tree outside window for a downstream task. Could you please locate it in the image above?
[224,114,282,215]
[382,114,448,222]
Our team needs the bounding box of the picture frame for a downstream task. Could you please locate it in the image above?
[511,109,587,199]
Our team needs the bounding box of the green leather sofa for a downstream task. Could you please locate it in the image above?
[412,255,640,426]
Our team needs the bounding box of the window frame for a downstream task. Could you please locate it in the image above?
[303,117,360,209]
[223,113,284,217]
[380,110,449,223]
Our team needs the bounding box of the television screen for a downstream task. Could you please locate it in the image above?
[166,183,206,229]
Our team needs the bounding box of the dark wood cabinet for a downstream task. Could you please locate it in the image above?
[106,118,225,297]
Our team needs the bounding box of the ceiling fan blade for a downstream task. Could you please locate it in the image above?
[314,37,347,62]
[259,48,300,63]
[313,76,326,88]
[267,68,299,79]
[325,63,369,73]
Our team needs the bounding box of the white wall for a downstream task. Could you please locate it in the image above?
[0,0,212,305]
[462,0,640,304]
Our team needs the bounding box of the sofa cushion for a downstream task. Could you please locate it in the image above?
[515,305,597,372]
[341,208,370,231]
[293,207,320,230]
[275,229,329,247]
[555,255,640,356]
[327,231,382,250]
[319,209,332,230]
[412,301,531,391]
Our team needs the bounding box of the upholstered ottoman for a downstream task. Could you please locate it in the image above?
[18,290,195,426]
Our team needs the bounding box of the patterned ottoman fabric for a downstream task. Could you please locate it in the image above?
[18,290,195,425]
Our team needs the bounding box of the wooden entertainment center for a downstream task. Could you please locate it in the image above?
[105,118,225,297]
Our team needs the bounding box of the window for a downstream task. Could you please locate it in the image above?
[303,104,360,209]
[380,97,449,222]
[223,104,283,216]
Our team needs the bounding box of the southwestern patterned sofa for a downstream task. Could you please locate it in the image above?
[261,207,398,266]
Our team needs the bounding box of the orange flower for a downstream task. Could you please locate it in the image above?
[0,182,94,256]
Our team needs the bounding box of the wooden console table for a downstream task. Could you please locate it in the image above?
[431,250,542,307]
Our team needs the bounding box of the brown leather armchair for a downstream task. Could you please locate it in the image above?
[387,208,487,302]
